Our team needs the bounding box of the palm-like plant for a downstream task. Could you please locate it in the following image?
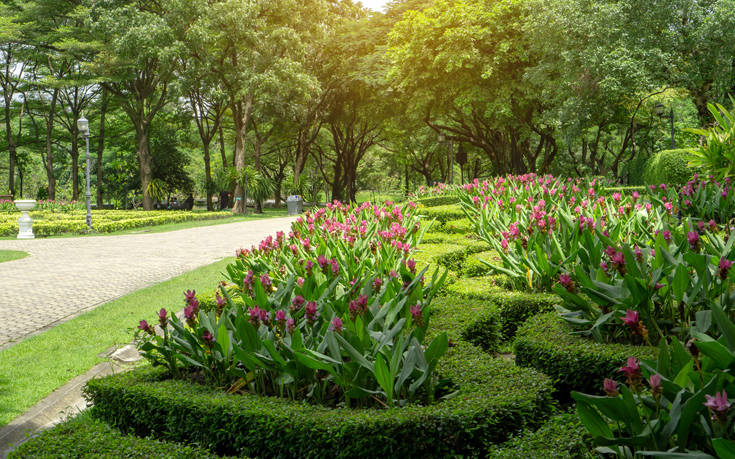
[230,166,274,213]
[686,98,735,180]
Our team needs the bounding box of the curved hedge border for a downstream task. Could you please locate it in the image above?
[85,310,556,458]
[443,279,558,340]
[418,204,465,223]
[486,411,592,458]
[514,313,657,398]
[8,411,228,459]
[416,195,459,207]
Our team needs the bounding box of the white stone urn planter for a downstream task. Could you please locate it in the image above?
[14,199,36,239]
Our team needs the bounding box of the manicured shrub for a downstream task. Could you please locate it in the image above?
[419,231,475,246]
[643,148,695,185]
[8,411,228,459]
[418,204,465,223]
[416,195,459,207]
[513,313,657,398]
[487,411,592,458]
[85,340,556,458]
[414,243,464,270]
[463,250,498,278]
[430,297,501,353]
[434,242,492,272]
[443,275,512,300]
[490,291,559,340]
[440,218,473,234]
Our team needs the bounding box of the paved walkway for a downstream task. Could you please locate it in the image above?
[0,216,296,348]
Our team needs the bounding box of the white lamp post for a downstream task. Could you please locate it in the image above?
[77,115,92,230]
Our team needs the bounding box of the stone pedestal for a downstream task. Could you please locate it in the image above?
[14,200,36,239]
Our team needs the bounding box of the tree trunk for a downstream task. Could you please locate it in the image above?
[231,95,253,215]
[219,126,227,168]
[96,89,108,208]
[45,89,59,200]
[71,132,79,200]
[203,141,213,211]
[4,102,15,196]
[136,129,153,211]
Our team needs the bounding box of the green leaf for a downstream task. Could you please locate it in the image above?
[574,398,614,440]
[374,354,393,404]
[712,438,735,459]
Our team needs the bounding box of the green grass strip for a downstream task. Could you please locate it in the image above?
[0,257,234,428]
[0,250,28,264]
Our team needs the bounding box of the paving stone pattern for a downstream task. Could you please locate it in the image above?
[0,216,296,348]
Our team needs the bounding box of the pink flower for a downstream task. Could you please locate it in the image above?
[275,310,287,324]
[648,374,662,396]
[185,289,197,303]
[138,320,154,335]
[330,316,343,333]
[603,378,619,397]
[559,273,575,292]
[202,330,215,347]
[297,277,305,287]
[372,277,383,290]
[720,259,733,280]
[619,357,641,379]
[286,318,295,334]
[662,230,671,242]
[158,308,168,327]
[687,231,700,251]
[410,305,424,326]
[704,390,731,413]
[621,309,639,326]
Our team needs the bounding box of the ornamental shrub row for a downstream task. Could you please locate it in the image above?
[442,278,558,340]
[513,313,657,398]
[486,411,592,458]
[415,195,459,207]
[0,211,230,236]
[418,204,465,223]
[8,411,229,459]
[85,338,555,458]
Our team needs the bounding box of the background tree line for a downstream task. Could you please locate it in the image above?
[0,0,733,211]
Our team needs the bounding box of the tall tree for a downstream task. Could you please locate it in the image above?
[89,1,177,210]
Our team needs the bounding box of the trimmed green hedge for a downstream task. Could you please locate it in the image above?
[434,242,492,272]
[487,411,592,458]
[418,204,465,223]
[442,278,558,340]
[85,339,555,458]
[8,411,230,458]
[430,297,502,353]
[463,251,497,278]
[416,195,459,207]
[514,313,657,398]
[643,149,695,186]
[420,231,476,246]
[440,218,473,234]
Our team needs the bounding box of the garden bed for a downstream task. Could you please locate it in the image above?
[85,340,555,458]
[0,210,231,236]
[8,411,230,458]
[514,313,657,397]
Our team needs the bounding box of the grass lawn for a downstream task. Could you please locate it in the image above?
[0,257,234,428]
[0,250,28,263]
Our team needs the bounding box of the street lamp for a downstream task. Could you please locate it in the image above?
[77,115,92,230]
[654,102,675,149]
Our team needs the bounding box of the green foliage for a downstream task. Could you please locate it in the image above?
[0,210,230,237]
[514,313,657,398]
[687,99,735,180]
[415,195,459,207]
[573,302,735,456]
[643,149,695,185]
[85,341,555,458]
[417,204,465,223]
[487,411,593,458]
[443,275,512,300]
[8,411,228,459]
[430,297,501,353]
[463,250,497,278]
